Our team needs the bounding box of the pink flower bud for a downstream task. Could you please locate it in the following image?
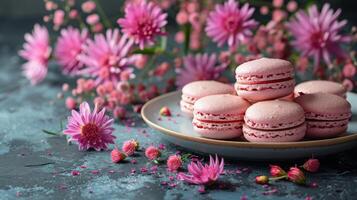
[273,0,284,8]
[145,146,161,160]
[113,106,126,119]
[53,10,65,27]
[287,167,306,185]
[270,165,287,177]
[134,55,148,69]
[69,10,78,19]
[159,106,171,117]
[255,175,269,185]
[86,14,100,25]
[167,155,182,171]
[303,158,320,173]
[82,1,96,13]
[176,11,188,25]
[111,148,126,163]
[65,97,77,110]
[343,63,356,78]
[122,140,139,156]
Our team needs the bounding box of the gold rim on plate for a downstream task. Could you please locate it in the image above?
[141,91,357,149]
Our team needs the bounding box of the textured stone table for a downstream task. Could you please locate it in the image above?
[1,20,357,200]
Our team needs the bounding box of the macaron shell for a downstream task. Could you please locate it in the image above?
[244,100,305,130]
[294,80,347,97]
[194,111,244,122]
[193,121,243,139]
[236,80,294,101]
[294,93,351,119]
[180,101,194,117]
[182,81,235,99]
[235,58,293,81]
[194,94,251,115]
[243,123,306,142]
[305,119,349,139]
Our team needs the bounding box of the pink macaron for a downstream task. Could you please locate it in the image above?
[193,94,251,139]
[180,81,235,117]
[294,93,351,139]
[235,57,295,102]
[294,80,347,98]
[243,100,306,142]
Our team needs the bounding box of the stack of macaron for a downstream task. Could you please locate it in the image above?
[179,57,352,142]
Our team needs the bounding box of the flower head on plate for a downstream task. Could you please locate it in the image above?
[178,155,224,185]
[63,101,116,151]
[117,0,168,49]
[55,27,88,75]
[176,53,227,87]
[205,0,258,50]
[287,3,350,68]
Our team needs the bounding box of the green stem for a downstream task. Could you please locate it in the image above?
[93,0,112,28]
[269,175,288,181]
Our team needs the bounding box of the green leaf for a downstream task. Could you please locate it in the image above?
[42,129,60,136]
[132,48,157,55]
[183,24,191,55]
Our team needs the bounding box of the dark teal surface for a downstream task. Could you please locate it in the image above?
[1,19,357,200]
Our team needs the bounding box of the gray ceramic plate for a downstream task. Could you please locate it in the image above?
[141,91,357,160]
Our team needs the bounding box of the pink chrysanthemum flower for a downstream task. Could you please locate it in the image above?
[178,155,224,185]
[22,61,48,85]
[19,24,51,85]
[19,24,51,63]
[205,0,258,50]
[63,102,116,151]
[117,0,168,49]
[79,29,137,84]
[55,27,88,75]
[287,4,350,68]
[176,53,227,87]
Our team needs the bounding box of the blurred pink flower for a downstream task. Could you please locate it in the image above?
[273,0,284,8]
[19,24,51,85]
[55,27,88,75]
[63,102,116,151]
[69,10,79,19]
[342,79,354,91]
[22,61,48,85]
[19,24,51,64]
[260,6,269,15]
[176,53,227,87]
[205,0,257,50]
[145,146,161,160]
[86,14,100,25]
[82,1,96,13]
[53,10,65,28]
[287,4,351,68]
[343,63,356,78]
[65,97,77,109]
[176,11,189,25]
[117,1,168,49]
[45,1,57,11]
[272,10,286,22]
[178,155,224,185]
[287,1,298,12]
[79,29,136,84]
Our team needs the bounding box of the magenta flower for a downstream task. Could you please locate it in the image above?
[117,1,167,49]
[19,24,51,85]
[79,29,137,84]
[63,102,116,151]
[176,53,227,87]
[205,0,257,50]
[55,27,88,75]
[178,155,224,185]
[287,4,350,68]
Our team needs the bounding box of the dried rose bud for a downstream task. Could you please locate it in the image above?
[159,106,171,117]
[287,167,306,185]
[145,146,161,160]
[255,175,269,185]
[111,148,126,163]
[270,165,287,177]
[303,158,320,173]
[167,155,182,171]
[122,139,139,156]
